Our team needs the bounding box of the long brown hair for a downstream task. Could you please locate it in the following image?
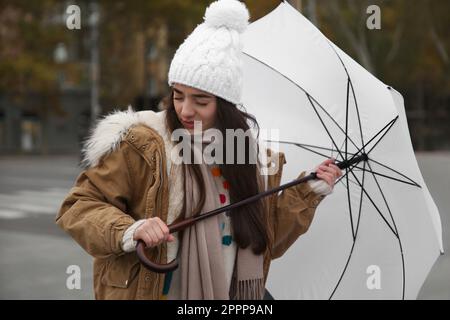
[164,89,269,255]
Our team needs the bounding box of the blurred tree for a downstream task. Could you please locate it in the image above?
[0,0,62,95]
[0,0,86,114]
[316,0,450,150]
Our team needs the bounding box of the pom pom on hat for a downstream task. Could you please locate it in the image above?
[204,0,249,34]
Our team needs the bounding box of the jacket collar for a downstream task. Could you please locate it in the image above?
[81,107,173,170]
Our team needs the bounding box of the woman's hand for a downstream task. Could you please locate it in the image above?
[134,217,175,248]
[315,158,343,190]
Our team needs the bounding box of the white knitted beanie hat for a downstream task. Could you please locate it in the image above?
[168,0,250,105]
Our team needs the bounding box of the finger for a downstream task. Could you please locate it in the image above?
[314,159,332,171]
[325,172,335,185]
[329,164,343,177]
[322,164,342,180]
[322,158,335,166]
[141,232,154,248]
[319,165,334,173]
[167,234,175,242]
[149,223,165,244]
[319,165,338,179]
[133,228,144,242]
[329,163,342,173]
[145,229,158,247]
[318,172,333,186]
[154,218,171,240]
[316,172,329,184]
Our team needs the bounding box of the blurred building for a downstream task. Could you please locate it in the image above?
[0,2,170,155]
[0,90,90,154]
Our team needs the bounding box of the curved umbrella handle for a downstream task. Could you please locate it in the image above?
[135,218,194,273]
[136,240,179,273]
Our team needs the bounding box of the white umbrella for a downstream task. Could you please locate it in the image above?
[241,1,443,299]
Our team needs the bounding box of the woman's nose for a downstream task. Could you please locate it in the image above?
[180,100,196,118]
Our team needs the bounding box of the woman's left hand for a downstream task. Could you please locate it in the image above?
[315,158,343,189]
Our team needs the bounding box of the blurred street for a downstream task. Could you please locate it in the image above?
[0,155,93,299]
[0,153,448,299]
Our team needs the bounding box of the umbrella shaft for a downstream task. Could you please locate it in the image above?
[168,153,368,233]
[337,153,368,170]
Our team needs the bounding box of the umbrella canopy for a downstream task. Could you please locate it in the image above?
[241,1,443,299]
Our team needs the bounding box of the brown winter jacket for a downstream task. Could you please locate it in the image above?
[56,109,325,300]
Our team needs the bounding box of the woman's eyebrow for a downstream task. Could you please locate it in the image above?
[173,88,184,95]
[192,93,213,99]
[173,87,213,99]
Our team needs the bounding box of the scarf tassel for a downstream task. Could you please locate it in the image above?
[229,276,265,300]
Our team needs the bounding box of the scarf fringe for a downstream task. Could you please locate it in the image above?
[229,276,265,300]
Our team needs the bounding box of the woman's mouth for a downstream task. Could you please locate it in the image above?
[181,119,195,129]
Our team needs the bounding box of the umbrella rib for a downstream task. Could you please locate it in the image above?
[345,78,350,161]
[352,166,420,187]
[329,160,367,299]
[267,140,331,159]
[267,140,357,159]
[368,158,421,188]
[331,141,334,159]
[325,40,366,151]
[327,41,366,153]
[349,79,366,151]
[358,117,397,156]
[349,169,399,237]
[366,162,401,240]
[346,168,355,240]
[344,83,357,240]
[306,93,345,161]
[307,93,360,155]
[242,52,361,151]
[367,161,406,299]
[301,141,355,156]
[339,138,347,158]
[329,240,357,299]
[366,117,398,155]
[354,161,367,239]
[347,116,398,165]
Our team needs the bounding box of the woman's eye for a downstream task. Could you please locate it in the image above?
[174,97,183,101]
[196,101,208,106]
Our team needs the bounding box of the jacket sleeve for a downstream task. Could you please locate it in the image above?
[270,171,325,259]
[56,141,136,259]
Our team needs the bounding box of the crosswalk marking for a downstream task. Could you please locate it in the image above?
[0,194,64,208]
[0,208,28,219]
[0,187,70,220]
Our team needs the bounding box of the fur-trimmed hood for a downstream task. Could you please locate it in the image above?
[81,107,174,170]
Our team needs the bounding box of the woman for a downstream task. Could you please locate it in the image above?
[56,0,341,300]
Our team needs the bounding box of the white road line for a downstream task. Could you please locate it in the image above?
[0,209,28,219]
[0,194,64,208]
[0,188,69,219]
[1,176,75,186]
[0,202,56,214]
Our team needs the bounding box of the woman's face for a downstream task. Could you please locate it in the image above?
[173,83,217,133]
